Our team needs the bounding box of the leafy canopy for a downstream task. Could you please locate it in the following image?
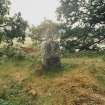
[30,19,60,41]
[57,0,105,51]
[0,0,28,44]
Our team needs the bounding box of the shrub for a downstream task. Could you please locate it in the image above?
[0,47,26,60]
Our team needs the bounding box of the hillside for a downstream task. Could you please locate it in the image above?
[0,53,105,105]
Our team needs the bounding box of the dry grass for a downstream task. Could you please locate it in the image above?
[0,56,105,105]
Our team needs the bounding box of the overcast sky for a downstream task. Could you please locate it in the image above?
[11,0,59,25]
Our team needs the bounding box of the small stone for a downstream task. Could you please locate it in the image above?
[29,89,37,97]
[48,92,52,97]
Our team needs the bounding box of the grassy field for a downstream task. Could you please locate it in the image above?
[0,52,105,105]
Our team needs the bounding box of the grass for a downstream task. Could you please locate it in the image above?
[0,52,105,105]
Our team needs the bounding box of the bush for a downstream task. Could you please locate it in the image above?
[0,47,27,61]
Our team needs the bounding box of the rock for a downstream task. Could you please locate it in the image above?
[29,89,37,97]
[41,39,61,69]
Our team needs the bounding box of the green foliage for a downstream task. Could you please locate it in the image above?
[0,99,13,105]
[89,0,105,25]
[29,19,60,42]
[0,0,10,24]
[0,0,28,45]
[0,47,29,61]
[57,0,105,51]
[57,0,105,27]
[4,12,28,41]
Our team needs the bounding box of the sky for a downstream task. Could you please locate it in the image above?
[11,0,59,26]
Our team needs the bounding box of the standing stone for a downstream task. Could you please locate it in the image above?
[41,39,61,69]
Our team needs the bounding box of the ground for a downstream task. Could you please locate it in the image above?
[0,53,105,105]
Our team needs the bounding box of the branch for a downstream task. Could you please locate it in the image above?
[0,24,7,27]
[80,36,105,51]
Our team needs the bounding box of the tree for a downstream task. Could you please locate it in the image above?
[30,19,60,42]
[4,12,28,46]
[89,0,105,25]
[0,0,10,27]
[0,0,28,45]
[56,0,105,51]
[0,0,11,42]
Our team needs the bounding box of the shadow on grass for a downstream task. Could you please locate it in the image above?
[32,63,76,78]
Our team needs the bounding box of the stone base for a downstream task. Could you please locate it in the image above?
[43,56,61,69]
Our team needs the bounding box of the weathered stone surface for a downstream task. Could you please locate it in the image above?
[41,39,61,69]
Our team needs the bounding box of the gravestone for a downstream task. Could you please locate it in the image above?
[41,39,61,69]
